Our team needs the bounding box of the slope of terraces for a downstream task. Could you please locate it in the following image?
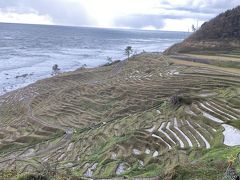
[165,6,240,54]
[0,53,240,179]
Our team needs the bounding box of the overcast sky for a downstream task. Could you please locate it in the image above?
[0,0,239,31]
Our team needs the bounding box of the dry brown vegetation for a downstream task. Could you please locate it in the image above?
[0,53,240,179]
[164,6,240,54]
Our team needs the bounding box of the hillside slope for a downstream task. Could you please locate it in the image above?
[165,6,240,54]
[0,53,240,179]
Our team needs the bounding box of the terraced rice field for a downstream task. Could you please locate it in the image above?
[169,52,240,70]
[0,53,239,179]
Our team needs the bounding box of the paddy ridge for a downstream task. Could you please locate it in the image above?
[0,52,240,179]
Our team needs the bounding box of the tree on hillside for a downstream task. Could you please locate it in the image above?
[192,24,196,32]
[80,64,87,70]
[125,46,133,60]
[52,64,60,76]
[107,56,113,63]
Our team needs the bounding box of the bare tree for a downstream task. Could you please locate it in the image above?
[125,46,133,60]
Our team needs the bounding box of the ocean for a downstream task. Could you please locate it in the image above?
[0,23,188,95]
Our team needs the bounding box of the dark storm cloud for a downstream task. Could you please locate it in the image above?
[0,0,95,26]
[115,14,165,28]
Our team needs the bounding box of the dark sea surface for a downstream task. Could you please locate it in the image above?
[0,23,188,95]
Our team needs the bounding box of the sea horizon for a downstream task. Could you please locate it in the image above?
[0,22,189,33]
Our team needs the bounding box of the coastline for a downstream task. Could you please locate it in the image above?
[0,51,164,97]
[0,23,186,97]
[1,50,239,98]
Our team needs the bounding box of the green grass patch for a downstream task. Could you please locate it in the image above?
[226,119,240,129]
[121,162,163,178]
[101,161,118,177]
[94,134,131,156]
[174,146,240,179]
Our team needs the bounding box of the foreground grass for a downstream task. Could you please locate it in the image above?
[1,146,239,179]
[174,146,240,180]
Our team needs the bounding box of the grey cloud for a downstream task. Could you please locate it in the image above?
[203,0,240,9]
[114,13,209,29]
[115,0,240,29]
[156,0,240,19]
[0,0,239,29]
[163,6,220,15]
[115,15,165,29]
[151,0,240,24]
[0,0,95,26]
[159,13,212,21]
